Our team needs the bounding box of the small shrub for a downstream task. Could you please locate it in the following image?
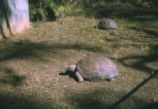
[30,8,48,21]
[29,0,68,21]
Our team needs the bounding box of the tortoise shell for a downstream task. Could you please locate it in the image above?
[76,56,119,81]
[98,18,118,29]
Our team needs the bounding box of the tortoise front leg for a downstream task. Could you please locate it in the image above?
[75,71,84,82]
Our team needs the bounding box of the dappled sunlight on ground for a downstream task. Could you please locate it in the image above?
[0,9,158,109]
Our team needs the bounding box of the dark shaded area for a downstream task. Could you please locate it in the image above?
[0,65,26,87]
[0,39,104,62]
[128,15,158,22]
[65,88,114,109]
[68,0,158,28]
[103,35,151,46]
[0,93,52,109]
[0,39,105,86]
[111,71,158,109]
[30,7,56,22]
[29,0,65,21]
[72,5,158,21]
[130,26,158,37]
[138,102,158,109]
[46,7,56,21]
[74,0,158,8]
[118,44,158,74]
[64,87,150,109]
[0,24,7,38]
[0,0,12,37]
[52,42,104,53]
[71,0,158,8]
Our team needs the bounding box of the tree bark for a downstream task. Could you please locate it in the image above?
[0,0,30,38]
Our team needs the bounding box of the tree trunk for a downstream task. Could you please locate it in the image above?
[0,0,30,38]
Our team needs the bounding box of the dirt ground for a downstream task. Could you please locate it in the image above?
[0,14,158,109]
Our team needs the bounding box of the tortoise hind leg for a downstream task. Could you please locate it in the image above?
[107,78,114,82]
[75,71,84,82]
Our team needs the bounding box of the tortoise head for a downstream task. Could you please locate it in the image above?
[67,65,76,72]
[59,65,76,75]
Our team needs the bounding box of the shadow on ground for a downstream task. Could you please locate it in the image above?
[111,71,158,109]
[0,39,104,62]
[0,93,53,109]
[138,102,158,109]
[118,44,158,74]
[0,39,105,86]
[83,6,158,20]
[0,65,26,87]
[65,71,158,109]
[64,86,154,109]
[70,2,158,21]
[64,88,115,109]
[130,26,158,38]
[101,25,158,74]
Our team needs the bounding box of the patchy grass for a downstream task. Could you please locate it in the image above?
[0,8,158,109]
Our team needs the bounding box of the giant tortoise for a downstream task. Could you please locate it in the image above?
[97,18,118,29]
[63,56,119,82]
